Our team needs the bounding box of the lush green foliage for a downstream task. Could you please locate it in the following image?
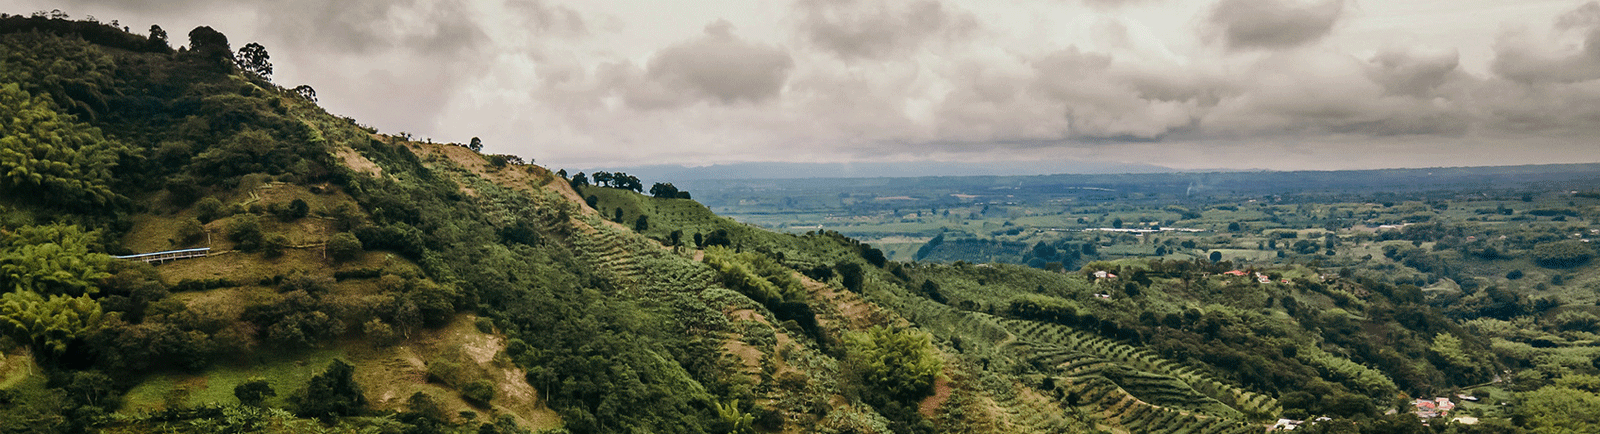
[0,224,112,295]
[234,378,275,407]
[1531,240,1595,268]
[0,83,125,210]
[0,290,102,355]
[1513,384,1600,434]
[845,326,942,403]
[326,232,363,261]
[292,359,366,420]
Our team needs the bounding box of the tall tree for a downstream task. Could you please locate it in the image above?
[235,42,272,79]
[295,359,367,420]
[186,26,231,68]
[650,182,680,199]
[468,137,482,152]
[147,24,168,50]
[291,84,317,102]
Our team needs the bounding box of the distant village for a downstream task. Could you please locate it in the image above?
[1267,393,1482,430]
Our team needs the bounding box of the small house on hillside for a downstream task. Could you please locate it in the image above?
[1093,270,1117,279]
[1414,399,1437,418]
[1414,397,1455,419]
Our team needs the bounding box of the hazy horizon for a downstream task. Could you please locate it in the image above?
[579,160,1600,181]
[11,0,1600,171]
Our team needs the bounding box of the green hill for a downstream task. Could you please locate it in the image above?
[3,12,1600,434]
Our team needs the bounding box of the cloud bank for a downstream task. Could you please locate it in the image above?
[16,0,1600,170]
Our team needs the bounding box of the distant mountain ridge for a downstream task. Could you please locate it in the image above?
[583,161,1600,187]
[581,160,1181,180]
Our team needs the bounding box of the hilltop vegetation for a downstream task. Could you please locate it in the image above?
[3,12,1600,434]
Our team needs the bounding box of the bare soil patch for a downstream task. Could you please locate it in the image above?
[335,147,383,177]
[918,369,954,417]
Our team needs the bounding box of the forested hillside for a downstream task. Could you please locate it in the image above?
[1,12,1597,434]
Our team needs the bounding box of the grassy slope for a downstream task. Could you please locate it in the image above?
[120,314,559,428]
[76,69,568,429]
[108,179,564,430]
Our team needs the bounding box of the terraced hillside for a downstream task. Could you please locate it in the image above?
[8,13,1586,434]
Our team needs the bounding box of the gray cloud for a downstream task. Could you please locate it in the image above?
[1081,0,1158,9]
[508,0,586,38]
[796,0,977,60]
[33,0,1600,170]
[1200,51,1475,138]
[262,0,487,57]
[1022,48,1208,141]
[45,0,485,56]
[1475,79,1600,136]
[622,21,793,108]
[1557,1,1600,30]
[1208,0,1343,50]
[1492,2,1600,84]
[1366,46,1462,97]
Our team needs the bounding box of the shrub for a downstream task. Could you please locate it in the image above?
[279,198,309,221]
[332,268,382,281]
[704,229,732,247]
[265,310,342,349]
[461,379,494,406]
[194,197,225,223]
[176,218,205,245]
[171,278,237,292]
[327,203,362,231]
[838,262,865,292]
[860,244,887,267]
[262,233,289,257]
[326,232,363,262]
[234,377,275,406]
[844,326,942,404]
[1532,241,1596,268]
[427,357,464,385]
[406,392,448,421]
[363,319,399,346]
[165,175,205,207]
[295,359,367,420]
[353,223,425,258]
[227,214,263,251]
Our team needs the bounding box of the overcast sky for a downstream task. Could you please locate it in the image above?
[10,0,1600,171]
